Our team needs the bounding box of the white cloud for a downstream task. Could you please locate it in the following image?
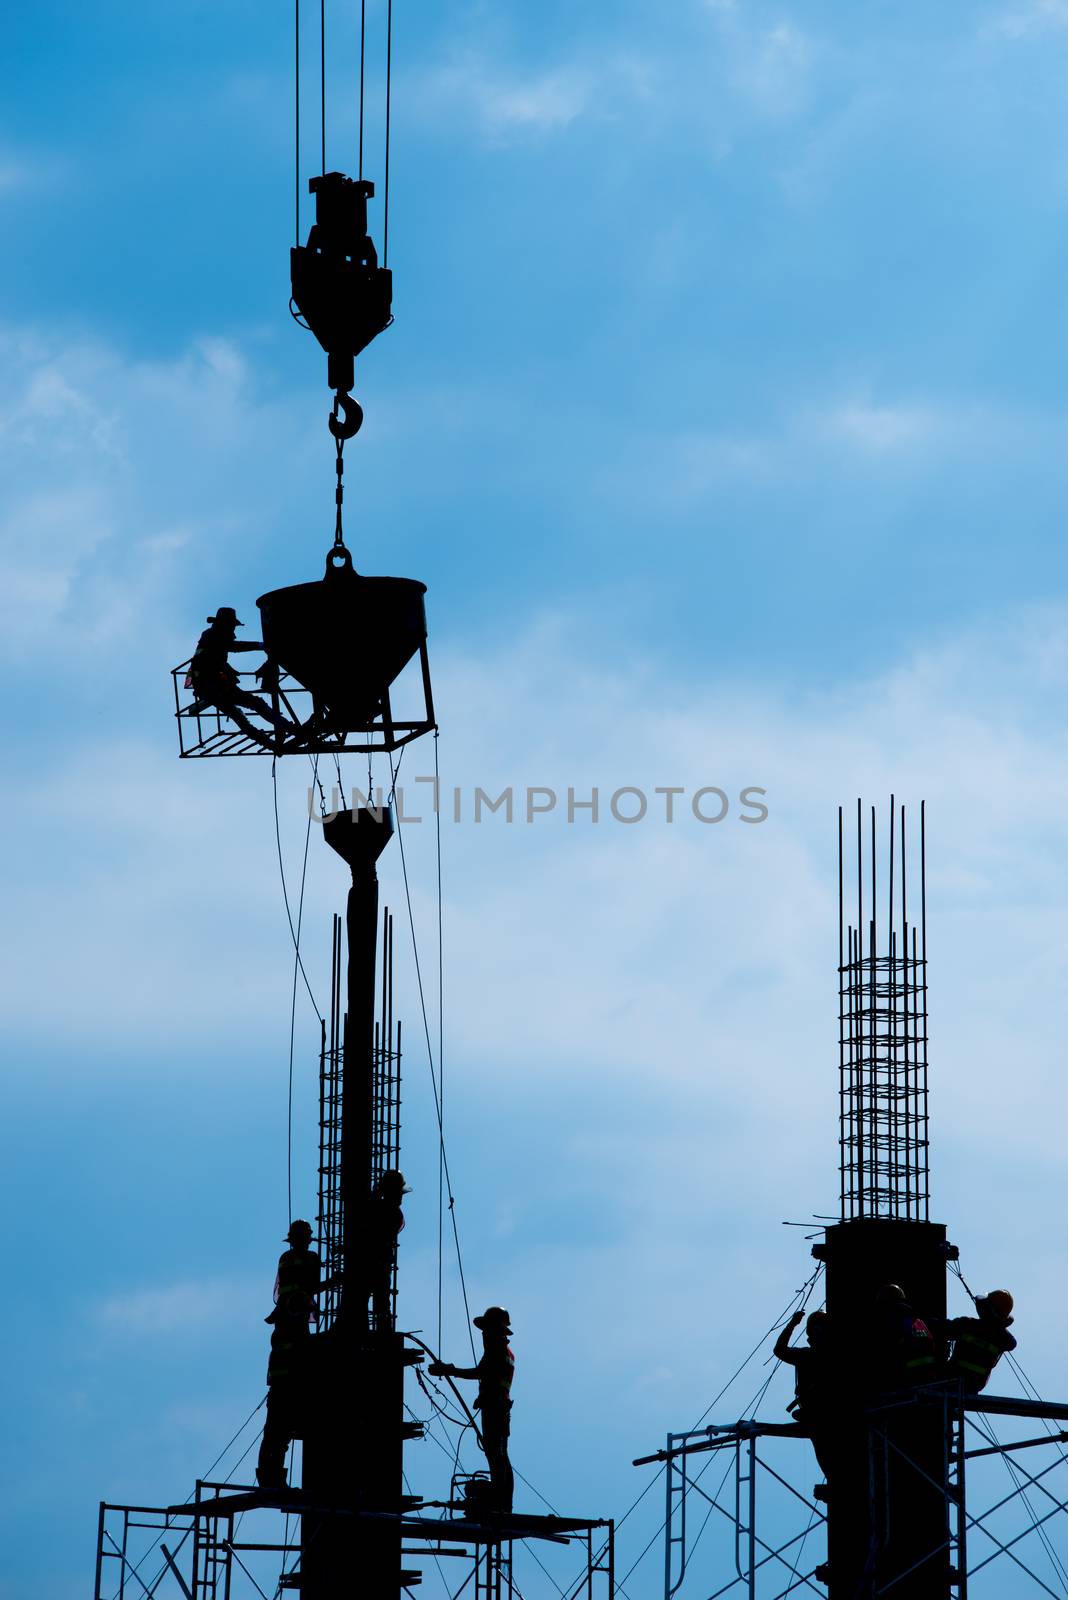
[624,392,960,508]
[821,400,942,452]
[412,56,593,137]
[93,1276,262,1336]
[731,22,816,119]
[10,597,1068,1234]
[992,0,1068,37]
[407,49,656,141]
[0,329,309,657]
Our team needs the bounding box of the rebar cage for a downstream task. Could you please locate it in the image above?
[838,798,930,1222]
[318,907,401,1334]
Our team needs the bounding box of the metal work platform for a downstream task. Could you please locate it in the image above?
[96,1481,615,1600]
[640,1387,1068,1600]
[172,656,434,758]
[174,551,436,759]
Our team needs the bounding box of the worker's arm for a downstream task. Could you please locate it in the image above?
[773,1311,804,1364]
[428,1361,480,1380]
[230,640,266,652]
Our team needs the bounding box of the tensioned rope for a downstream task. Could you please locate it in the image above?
[388,742,478,1363]
[559,1266,824,1600]
[611,1360,783,1600]
[358,0,366,178]
[114,751,331,1589]
[951,1260,1068,1596]
[106,1397,267,1600]
[285,756,319,1220]
[294,0,300,245]
[319,0,326,174]
[383,0,393,267]
[434,730,445,1356]
[272,759,323,1024]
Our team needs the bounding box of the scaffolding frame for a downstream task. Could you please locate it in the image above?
[654,1424,825,1600]
[95,1489,614,1600]
[647,1394,1068,1600]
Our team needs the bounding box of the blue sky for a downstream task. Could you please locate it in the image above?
[8,2,1068,1596]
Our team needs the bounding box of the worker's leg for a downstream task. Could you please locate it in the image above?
[371,1265,393,1331]
[481,1415,514,1513]
[229,688,292,733]
[810,1427,835,1484]
[208,696,277,747]
[257,1389,293,1487]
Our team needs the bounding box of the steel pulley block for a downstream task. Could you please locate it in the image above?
[291,172,393,397]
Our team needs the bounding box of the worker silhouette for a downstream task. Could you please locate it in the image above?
[357,1169,411,1332]
[944,1289,1016,1393]
[774,1308,835,1480]
[256,1219,325,1490]
[871,1283,937,1392]
[187,607,292,748]
[430,1306,515,1513]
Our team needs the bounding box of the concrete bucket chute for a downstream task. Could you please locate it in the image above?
[257,546,428,735]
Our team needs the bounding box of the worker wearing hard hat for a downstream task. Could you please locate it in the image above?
[256,1219,323,1489]
[360,1169,412,1332]
[872,1283,938,1390]
[775,1309,835,1478]
[944,1290,1017,1394]
[429,1306,515,1513]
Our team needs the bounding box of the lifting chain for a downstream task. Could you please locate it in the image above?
[328,391,362,553]
[334,432,346,548]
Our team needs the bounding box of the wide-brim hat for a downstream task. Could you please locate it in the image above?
[208,607,243,626]
[473,1306,512,1333]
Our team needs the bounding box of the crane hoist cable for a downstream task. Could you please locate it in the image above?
[290,0,396,568]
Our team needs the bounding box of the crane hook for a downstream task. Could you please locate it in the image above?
[328,391,364,441]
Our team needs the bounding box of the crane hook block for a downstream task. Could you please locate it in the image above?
[290,172,393,397]
[329,392,364,440]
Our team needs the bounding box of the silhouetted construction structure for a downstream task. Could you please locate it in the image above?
[96,796,615,1597]
[101,0,615,1587]
[636,799,1068,1600]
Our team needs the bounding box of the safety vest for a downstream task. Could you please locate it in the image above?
[477,1345,515,1412]
[950,1321,1010,1384]
[273,1248,321,1327]
[903,1316,937,1374]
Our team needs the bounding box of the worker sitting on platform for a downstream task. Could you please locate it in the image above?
[945,1289,1017,1393]
[871,1283,937,1391]
[186,606,292,748]
[256,1219,323,1489]
[358,1169,411,1332]
[774,1308,835,1479]
[429,1306,515,1514]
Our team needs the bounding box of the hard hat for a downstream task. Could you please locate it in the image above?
[378,1169,413,1195]
[981,1289,1014,1320]
[876,1283,907,1304]
[285,1219,313,1243]
[473,1306,512,1333]
[806,1311,828,1335]
[208,606,243,627]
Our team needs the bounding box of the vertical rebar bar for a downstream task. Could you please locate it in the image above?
[838,799,930,1221]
